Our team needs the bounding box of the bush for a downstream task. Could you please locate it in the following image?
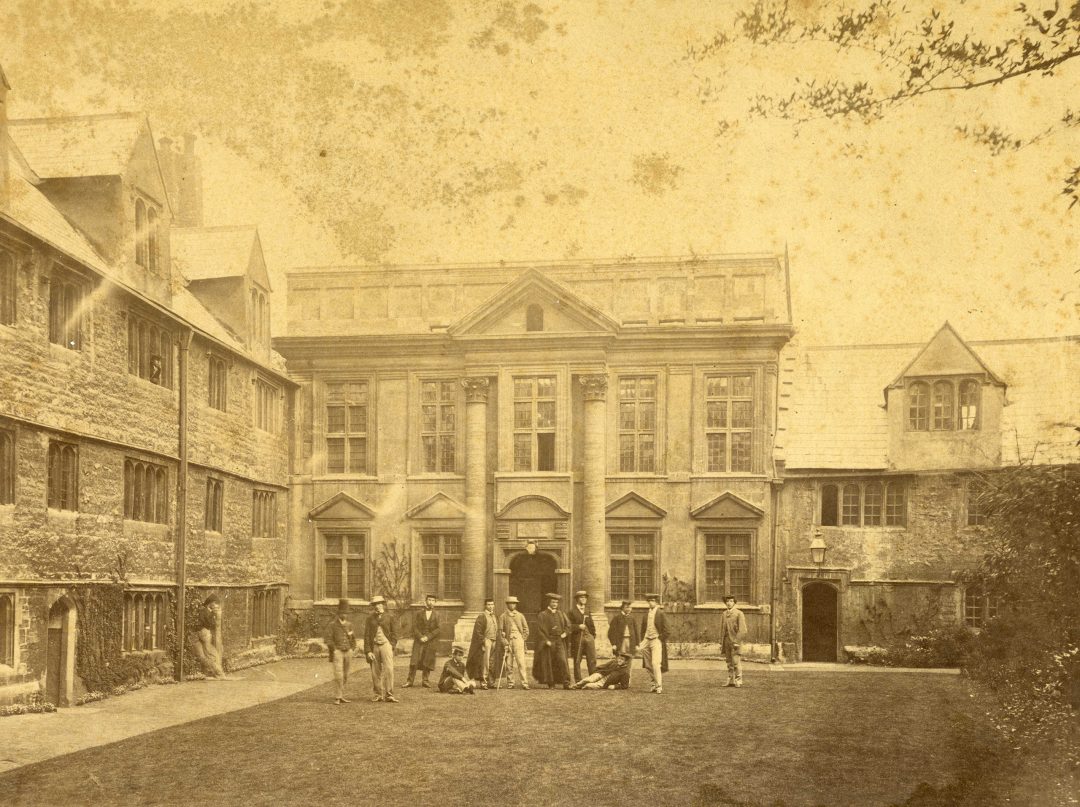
[845,628,974,668]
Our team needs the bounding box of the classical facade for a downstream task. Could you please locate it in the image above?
[0,71,291,704]
[277,256,794,645]
[775,325,1079,661]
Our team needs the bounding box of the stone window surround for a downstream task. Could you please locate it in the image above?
[408,372,465,478]
[313,375,377,478]
[207,351,229,412]
[315,525,371,604]
[696,527,756,605]
[607,528,660,603]
[607,371,667,477]
[413,526,465,604]
[48,265,89,352]
[497,365,569,473]
[0,589,18,671]
[817,478,908,528]
[0,425,14,506]
[253,373,282,434]
[905,375,983,432]
[691,365,765,476]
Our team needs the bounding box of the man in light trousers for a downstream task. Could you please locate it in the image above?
[720,593,748,687]
[498,595,530,689]
[364,595,398,703]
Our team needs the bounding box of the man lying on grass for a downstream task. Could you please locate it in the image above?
[570,650,632,690]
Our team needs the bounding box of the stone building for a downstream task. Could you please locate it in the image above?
[776,325,1079,661]
[276,256,794,645]
[0,71,291,705]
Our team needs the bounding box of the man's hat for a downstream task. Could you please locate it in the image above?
[336,598,350,614]
[203,594,220,606]
[618,650,634,659]
[369,595,386,606]
[644,593,660,602]
[451,645,466,654]
[545,592,561,601]
[620,600,633,607]
[723,594,737,602]
[424,593,437,600]
[505,595,519,604]
[574,590,588,598]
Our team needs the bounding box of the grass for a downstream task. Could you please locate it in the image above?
[0,663,1038,807]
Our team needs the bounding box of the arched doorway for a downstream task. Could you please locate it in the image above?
[802,582,838,662]
[46,596,77,706]
[509,551,557,650]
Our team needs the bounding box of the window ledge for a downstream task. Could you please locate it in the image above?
[46,508,79,520]
[408,600,465,608]
[605,474,669,481]
[48,343,82,360]
[817,525,908,531]
[312,474,379,482]
[406,474,466,482]
[690,473,768,480]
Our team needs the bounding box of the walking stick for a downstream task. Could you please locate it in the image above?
[495,641,511,692]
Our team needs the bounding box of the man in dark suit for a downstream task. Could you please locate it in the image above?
[638,592,669,694]
[607,599,640,657]
[466,598,499,688]
[364,595,398,703]
[567,589,597,682]
[570,650,633,690]
[438,646,476,694]
[531,592,570,689]
[405,594,440,688]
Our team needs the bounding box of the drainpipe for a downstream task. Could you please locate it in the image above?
[769,479,780,662]
[175,326,193,681]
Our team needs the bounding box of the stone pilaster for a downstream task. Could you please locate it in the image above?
[456,377,490,642]
[579,373,610,653]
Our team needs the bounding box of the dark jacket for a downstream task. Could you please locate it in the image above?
[567,604,596,655]
[324,618,357,655]
[639,608,669,673]
[532,607,569,684]
[607,612,641,652]
[410,608,440,670]
[363,611,397,662]
[594,657,631,689]
[438,656,470,692]
[466,611,498,679]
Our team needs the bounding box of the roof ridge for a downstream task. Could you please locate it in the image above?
[172,225,257,234]
[8,111,143,126]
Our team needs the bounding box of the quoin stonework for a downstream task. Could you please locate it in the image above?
[1,71,1077,705]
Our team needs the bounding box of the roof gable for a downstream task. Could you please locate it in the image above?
[309,492,377,520]
[889,323,1005,388]
[9,113,146,180]
[173,226,271,290]
[405,492,466,520]
[605,491,668,519]
[690,491,764,519]
[448,269,619,336]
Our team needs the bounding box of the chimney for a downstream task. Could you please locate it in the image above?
[0,65,11,213]
[177,133,203,227]
[157,135,179,217]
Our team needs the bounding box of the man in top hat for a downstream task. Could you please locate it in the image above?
[498,595,530,689]
[607,599,640,658]
[466,598,499,688]
[532,592,570,689]
[324,598,357,704]
[438,645,477,694]
[364,595,399,703]
[638,593,669,694]
[194,593,226,679]
[567,589,597,682]
[405,594,440,688]
[720,593,748,688]
[570,650,634,690]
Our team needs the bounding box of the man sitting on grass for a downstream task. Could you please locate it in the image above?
[570,651,633,690]
[438,646,477,694]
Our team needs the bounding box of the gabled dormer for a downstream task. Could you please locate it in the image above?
[885,323,1006,469]
[172,225,272,355]
[7,112,174,301]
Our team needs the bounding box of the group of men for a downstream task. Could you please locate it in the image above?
[322,588,748,704]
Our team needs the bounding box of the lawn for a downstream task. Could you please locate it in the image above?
[0,663,1030,807]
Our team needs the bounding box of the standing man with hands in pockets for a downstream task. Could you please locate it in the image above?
[364,595,399,703]
[720,593,748,688]
[324,598,357,704]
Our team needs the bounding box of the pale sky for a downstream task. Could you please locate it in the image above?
[2,0,1076,344]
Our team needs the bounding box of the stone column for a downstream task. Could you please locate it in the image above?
[456,376,490,643]
[579,374,610,653]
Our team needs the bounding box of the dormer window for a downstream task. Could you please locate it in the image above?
[526,304,544,332]
[907,378,980,431]
[135,197,160,274]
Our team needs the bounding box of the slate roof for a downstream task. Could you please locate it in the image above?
[172,225,270,289]
[7,113,144,178]
[781,335,1080,471]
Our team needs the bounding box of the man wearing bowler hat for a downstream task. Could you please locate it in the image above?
[498,595,530,689]
[324,598,357,704]
[364,595,399,703]
[404,594,440,688]
[720,593,748,688]
[638,592,669,694]
[567,589,597,682]
[532,592,570,688]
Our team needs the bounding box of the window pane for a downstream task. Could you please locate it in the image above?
[730,433,752,472]
[514,402,532,429]
[421,405,437,432]
[639,435,655,472]
[536,401,555,429]
[618,378,636,399]
[619,402,636,430]
[728,533,749,555]
[705,534,723,556]
[326,406,345,433]
[932,381,954,430]
[619,435,635,472]
[536,377,555,398]
[513,378,533,398]
[346,560,364,598]
[633,534,653,555]
[326,438,345,472]
[347,438,367,473]
[732,375,753,397]
[908,382,928,430]
[422,436,437,472]
[443,534,461,555]
[440,381,456,401]
[439,434,455,472]
[864,484,882,526]
[731,401,753,429]
[885,484,906,526]
[347,536,364,556]
[348,405,367,433]
[536,433,555,471]
[639,401,656,431]
[729,561,750,600]
[707,433,727,472]
[959,381,979,430]
[443,560,462,599]
[439,404,455,431]
[706,376,728,397]
[610,534,630,555]
[325,559,342,599]
[610,560,629,599]
[422,558,439,594]
[639,377,656,399]
[422,535,439,555]
[705,560,725,601]
[821,484,839,526]
[633,560,654,598]
[513,434,531,471]
[421,381,437,402]
[706,401,727,429]
[841,485,861,525]
[325,534,342,555]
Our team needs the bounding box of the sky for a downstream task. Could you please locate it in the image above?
[1,0,1076,345]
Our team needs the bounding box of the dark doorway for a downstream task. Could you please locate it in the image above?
[802,582,838,662]
[509,551,557,650]
[46,597,75,706]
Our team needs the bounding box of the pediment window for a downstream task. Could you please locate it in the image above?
[907,378,980,432]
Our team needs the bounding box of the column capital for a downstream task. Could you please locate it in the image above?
[579,374,608,402]
[462,377,491,403]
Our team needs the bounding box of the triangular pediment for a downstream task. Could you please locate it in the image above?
[309,492,377,520]
[405,492,467,520]
[888,323,1005,389]
[448,269,619,336]
[690,491,764,520]
[605,491,667,519]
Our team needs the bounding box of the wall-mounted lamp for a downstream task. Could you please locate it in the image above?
[525,540,538,556]
[810,535,827,566]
